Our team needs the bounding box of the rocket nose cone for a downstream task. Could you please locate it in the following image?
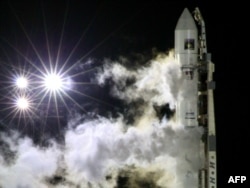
[175,8,197,30]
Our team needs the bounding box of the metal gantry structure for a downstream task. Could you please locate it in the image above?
[194,7,217,188]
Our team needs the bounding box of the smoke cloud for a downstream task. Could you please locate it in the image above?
[0,51,203,188]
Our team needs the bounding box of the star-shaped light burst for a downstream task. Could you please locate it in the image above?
[16,76,28,89]
[3,66,74,125]
[1,4,108,126]
[9,94,36,121]
[39,68,72,99]
[16,96,29,110]
[0,67,36,123]
[26,66,75,122]
[44,73,63,91]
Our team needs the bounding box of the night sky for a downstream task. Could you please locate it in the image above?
[0,0,249,187]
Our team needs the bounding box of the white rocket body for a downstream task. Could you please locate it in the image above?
[174,8,217,188]
[175,8,198,127]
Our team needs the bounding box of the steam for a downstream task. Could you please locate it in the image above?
[0,52,203,188]
[98,52,181,108]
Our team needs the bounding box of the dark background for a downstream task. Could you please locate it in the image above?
[0,0,249,187]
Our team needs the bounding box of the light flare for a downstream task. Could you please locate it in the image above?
[41,70,73,94]
[16,76,28,89]
[16,96,30,110]
[43,73,63,91]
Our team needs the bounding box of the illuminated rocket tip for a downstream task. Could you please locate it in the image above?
[175,8,197,30]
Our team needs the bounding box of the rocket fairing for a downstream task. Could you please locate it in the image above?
[174,8,217,188]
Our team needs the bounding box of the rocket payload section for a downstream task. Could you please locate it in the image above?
[174,7,217,188]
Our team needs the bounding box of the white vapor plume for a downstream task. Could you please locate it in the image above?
[0,51,204,188]
[98,52,181,109]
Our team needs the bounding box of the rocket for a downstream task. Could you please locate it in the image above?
[174,8,217,188]
[175,8,199,127]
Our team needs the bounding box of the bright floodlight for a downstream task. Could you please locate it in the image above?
[44,73,63,91]
[16,97,29,110]
[16,76,28,89]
